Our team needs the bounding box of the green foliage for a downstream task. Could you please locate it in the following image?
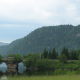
[42,49,48,59]
[61,48,69,60]
[8,75,80,80]
[24,54,41,67]
[1,47,80,75]
[36,59,55,71]
[0,55,2,63]
[50,48,58,59]
[59,54,67,63]
[70,50,79,60]
[14,54,23,62]
[8,54,23,62]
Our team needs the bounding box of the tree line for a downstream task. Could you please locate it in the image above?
[42,48,80,61]
[0,48,80,75]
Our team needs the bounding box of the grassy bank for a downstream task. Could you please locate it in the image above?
[7,75,80,80]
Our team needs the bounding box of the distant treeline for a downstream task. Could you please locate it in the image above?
[1,48,80,75]
[42,48,80,61]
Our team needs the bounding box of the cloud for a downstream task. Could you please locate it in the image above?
[0,24,42,42]
[0,0,80,42]
[0,0,80,25]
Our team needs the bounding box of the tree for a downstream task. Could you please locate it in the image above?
[14,54,23,62]
[0,55,2,63]
[50,48,58,59]
[78,54,80,60]
[42,48,49,59]
[8,54,22,62]
[59,54,67,63]
[48,50,51,59]
[61,48,69,60]
[25,54,41,67]
[24,54,41,75]
[70,50,79,60]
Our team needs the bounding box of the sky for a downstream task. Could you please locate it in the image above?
[0,0,80,43]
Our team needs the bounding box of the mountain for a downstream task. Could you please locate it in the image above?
[0,42,8,46]
[0,25,80,56]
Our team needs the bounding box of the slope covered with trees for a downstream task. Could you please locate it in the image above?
[0,25,80,55]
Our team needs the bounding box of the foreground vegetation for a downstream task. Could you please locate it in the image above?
[1,48,80,75]
[6,75,80,80]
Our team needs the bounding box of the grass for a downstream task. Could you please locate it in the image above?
[5,75,80,80]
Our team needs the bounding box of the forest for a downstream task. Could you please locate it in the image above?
[0,48,80,75]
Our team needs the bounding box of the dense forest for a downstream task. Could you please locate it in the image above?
[0,48,80,75]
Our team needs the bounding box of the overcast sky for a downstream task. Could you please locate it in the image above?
[0,0,80,43]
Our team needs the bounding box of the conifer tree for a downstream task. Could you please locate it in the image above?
[50,48,58,59]
[61,47,69,60]
[42,48,49,59]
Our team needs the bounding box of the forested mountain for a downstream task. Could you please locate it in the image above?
[0,25,80,55]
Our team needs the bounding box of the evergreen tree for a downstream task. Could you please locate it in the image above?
[42,48,48,59]
[61,48,69,60]
[0,55,2,63]
[48,50,51,59]
[50,48,58,59]
[70,50,78,60]
[78,54,80,60]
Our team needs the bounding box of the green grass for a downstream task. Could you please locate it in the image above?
[7,75,80,80]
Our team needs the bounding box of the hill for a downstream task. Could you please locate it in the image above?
[0,25,80,55]
[0,42,8,46]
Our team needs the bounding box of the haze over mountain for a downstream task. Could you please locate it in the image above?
[0,25,80,56]
[0,42,8,46]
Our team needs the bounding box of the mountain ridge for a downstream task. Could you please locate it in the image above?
[0,25,80,56]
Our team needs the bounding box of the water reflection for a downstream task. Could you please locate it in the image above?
[18,62,26,74]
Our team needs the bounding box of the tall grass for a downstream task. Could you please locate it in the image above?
[7,75,80,80]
